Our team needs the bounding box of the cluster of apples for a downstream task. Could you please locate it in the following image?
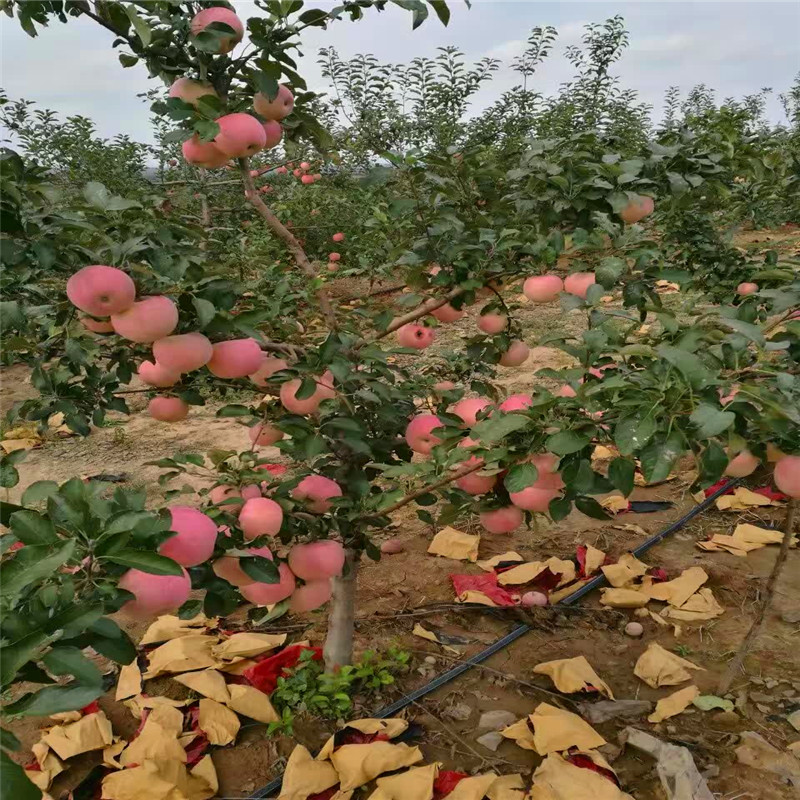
[119,479,348,618]
[723,443,800,500]
[68,264,276,422]
[172,7,294,168]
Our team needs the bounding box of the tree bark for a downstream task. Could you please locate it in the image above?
[323,548,359,670]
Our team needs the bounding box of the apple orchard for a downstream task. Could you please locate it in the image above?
[1,2,799,798]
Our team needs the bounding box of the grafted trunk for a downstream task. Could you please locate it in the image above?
[323,549,358,671]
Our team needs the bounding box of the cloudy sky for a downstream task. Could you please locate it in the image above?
[2,1,798,146]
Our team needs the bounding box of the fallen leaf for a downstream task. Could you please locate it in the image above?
[600,495,630,514]
[0,437,39,453]
[634,643,704,688]
[648,685,700,723]
[501,717,537,751]
[648,567,708,608]
[692,695,734,713]
[42,711,114,759]
[25,742,64,791]
[123,694,190,719]
[530,703,605,755]
[174,669,231,703]
[533,656,615,699]
[487,773,526,800]
[140,614,214,645]
[145,634,220,678]
[212,631,287,660]
[476,551,524,572]
[662,588,724,621]
[119,709,186,767]
[331,741,424,791]
[444,773,499,800]
[197,698,240,746]
[427,527,480,562]
[369,763,438,800]
[528,752,634,799]
[115,660,142,701]
[600,588,650,608]
[411,623,460,655]
[226,684,279,723]
[601,553,649,588]
[716,488,777,511]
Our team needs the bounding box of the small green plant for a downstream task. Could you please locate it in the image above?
[266,647,410,735]
[674,644,694,658]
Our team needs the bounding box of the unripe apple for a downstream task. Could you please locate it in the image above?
[289,580,332,613]
[182,135,229,168]
[332,232,345,242]
[80,316,115,334]
[189,6,244,53]
[239,497,284,539]
[523,275,563,303]
[564,272,596,299]
[288,540,345,580]
[737,282,758,296]
[329,253,341,262]
[262,120,283,150]
[213,114,267,158]
[480,506,524,534]
[149,396,189,422]
[249,356,288,387]
[499,340,530,367]
[253,85,295,120]
[207,338,263,378]
[118,567,191,617]
[67,265,136,317]
[138,360,180,388]
[111,296,178,343]
[159,506,218,567]
[153,332,213,374]
[499,394,533,412]
[724,449,760,478]
[292,476,343,513]
[249,423,284,447]
[240,563,296,606]
[396,324,435,349]
[478,312,507,334]
[774,455,800,498]
[431,303,465,323]
[169,78,218,108]
[451,397,493,426]
[619,195,655,225]
[405,414,444,455]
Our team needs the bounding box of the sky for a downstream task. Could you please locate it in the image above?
[1,1,798,147]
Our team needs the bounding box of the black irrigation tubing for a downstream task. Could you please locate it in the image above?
[250,478,738,799]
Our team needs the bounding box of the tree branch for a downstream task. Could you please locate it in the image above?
[238,157,338,330]
[368,286,465,344]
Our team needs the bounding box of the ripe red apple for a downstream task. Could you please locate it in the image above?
[80,316,115,334]
[207,338,263,378]
[279,372,335,415]
[276,166,288,175]
[288,540,345,580]
[249,356,288,387]
[240,563,296,605]
[213,556,256,587]
[456,456,497,495]
[262,120,283,150]
[67,265,136,317]
[253,85,295,120]
[480,506,524,534]
[148,396,189,422]
[289,580,332,613]
[396,324,435,349]
[214,114,267,158]
[737,282,759,296]
[724,449,760,478]
[189,6,244,53]
[249,422,284,447]
[478,312,507,334]
[619,195,655,224]
[138,360,180,388]
[433,380,456,392]
[153,333,213,373]
[405,415,444,455]
[301,174,314,185]
[239,497,283,539]
[300,161,311,171]
[564,272,596,299]
[774,455,800,498]
[293,168,302,178]
[118,567,190,616]
[332,232,345,242]
[523,274,563,303]
[499,340,530,367]
[209,484,261,505]
[169,77,218,108]
[182,135,229,168]
[557,384,577,398]
[111,296,178,343]
[431,303,465,323]
[292,476,343,513]
[451,397,493,426]
[329,253,341,262]
[499,394,533,412]
[313,173,322,180]
[159,506,218,567]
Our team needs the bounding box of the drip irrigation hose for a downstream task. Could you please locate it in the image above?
[250,479,736,799]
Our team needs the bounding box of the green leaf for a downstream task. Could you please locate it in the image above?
[545,430,590,455]
[699,441,727,486]
[692,695,734,712]
[21,481,60,506]
[3,683,104,717]
[504,464,538,494]
[639,432,684,484]
[105,550,183,576]
[548,496,572,521]
[8,510,58,545]
[0,461,19,489]
[192,297,216,328]
[614,414,657,456]
[83,181,110,210]
[42,647,103,687]
[0,500,24,527]
[1,630,52,688]
[123,4,152,46]
[0,541,76,598]
[575,496,611,520]
[216,404,252,418]
[0,750,41,800]
[298,8,329,25]
[608,457,635,497]
[0,728,20,752]
[718,318,765,346]
[471,413,529,444]
[689,404,735,439]
[85,631,136,665]
[656,345,711,388]
[240,556,280,584]
[595,256,625,289]
[296,377,318,401]
[428,0,450,25]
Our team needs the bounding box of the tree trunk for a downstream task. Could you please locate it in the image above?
[323,549,358,671]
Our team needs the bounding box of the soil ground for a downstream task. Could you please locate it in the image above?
[2,228,799,799]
